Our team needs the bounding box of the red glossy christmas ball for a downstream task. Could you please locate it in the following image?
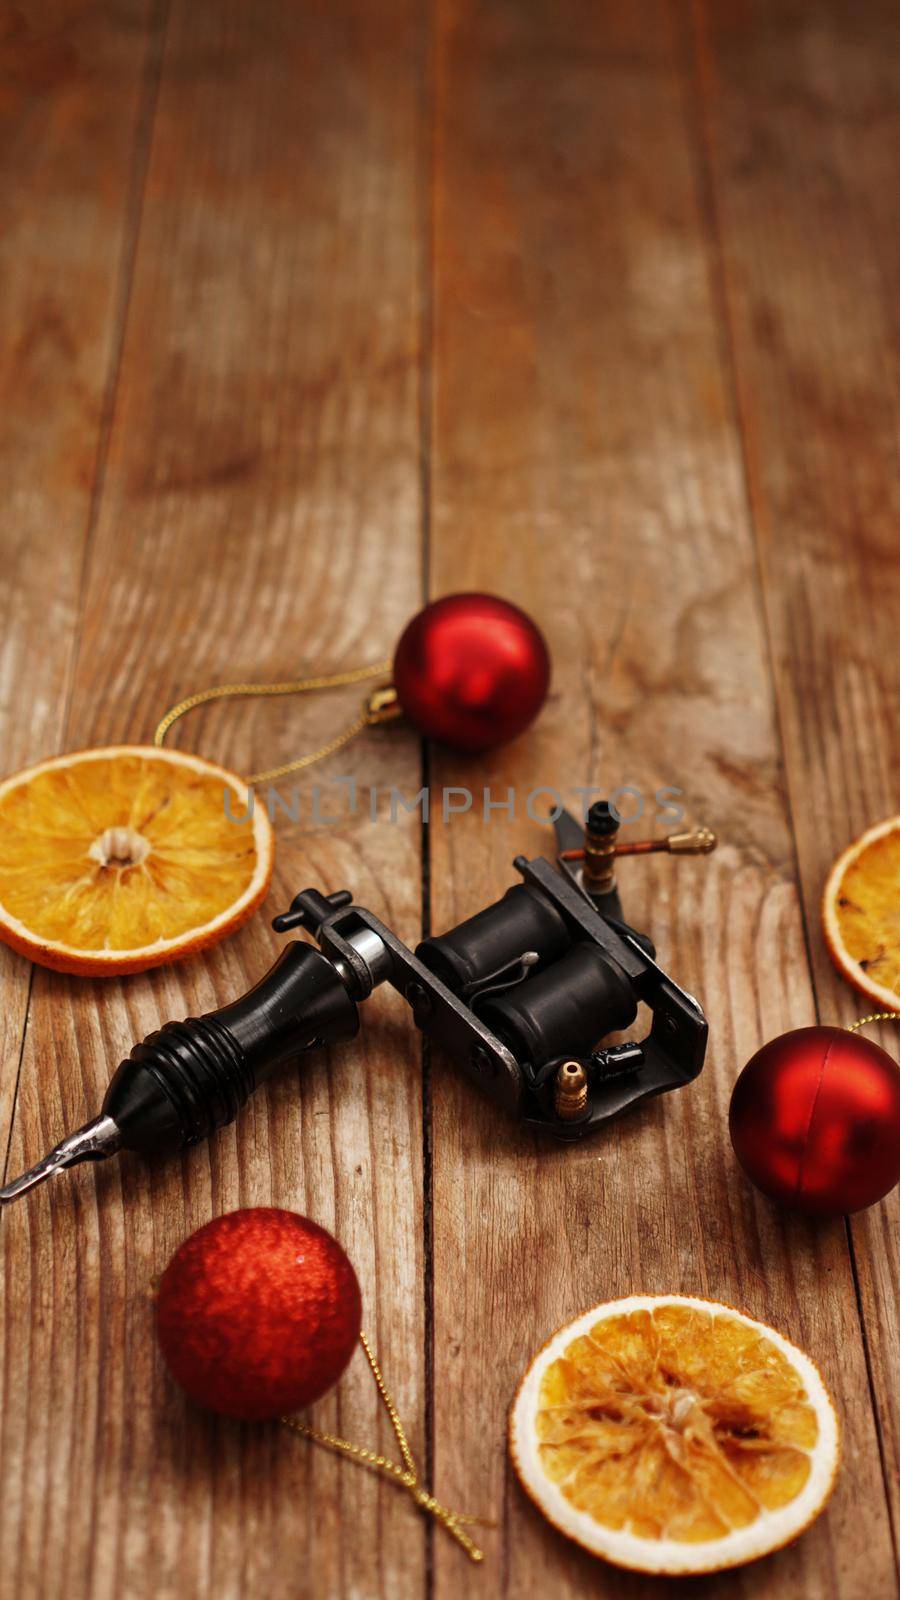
[729,1026,900,1215]
[156,1209,362,1420]
[392,592,550,753]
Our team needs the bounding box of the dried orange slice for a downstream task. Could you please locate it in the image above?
[509,1295,840,1575]
[822,816,900,1012]
[0,746,273,975]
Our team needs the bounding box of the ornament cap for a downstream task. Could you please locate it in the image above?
[364,684,403,725]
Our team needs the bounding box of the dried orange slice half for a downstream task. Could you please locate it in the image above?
[822,815,900,1012]
[509,1295,840,1575]
[0,746,273,975]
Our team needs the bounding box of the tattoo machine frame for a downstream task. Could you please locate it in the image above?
[0,802,716,1203]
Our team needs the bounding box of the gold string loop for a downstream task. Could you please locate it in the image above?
[847,1011,900,1033]
[152,659,395,787]
[282,1332,486,1563]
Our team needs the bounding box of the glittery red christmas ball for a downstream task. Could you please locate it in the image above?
[729,1026,900,1216]
[156,1209,362,1420]
[392,593,550,753]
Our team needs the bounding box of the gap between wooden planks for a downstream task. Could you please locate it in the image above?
[1,3,429,1599]
[427,0,896,1597]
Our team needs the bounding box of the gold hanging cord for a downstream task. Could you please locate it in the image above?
[847,1012,899,1032]
[153,659,397,786]
[282,1332,486,1563]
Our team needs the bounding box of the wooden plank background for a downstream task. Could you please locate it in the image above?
[0,2,897,1598]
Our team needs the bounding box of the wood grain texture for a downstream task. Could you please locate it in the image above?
[0,0,161,1238]
[688,0,900,1556]
[1,0,898,1596]
[1,2,428,1597]
[427,1,895,1596]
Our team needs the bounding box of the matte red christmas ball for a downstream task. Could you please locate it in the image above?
[156,1208,362,1420]
[729,1026,900,1215]
[392,592,550,753]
